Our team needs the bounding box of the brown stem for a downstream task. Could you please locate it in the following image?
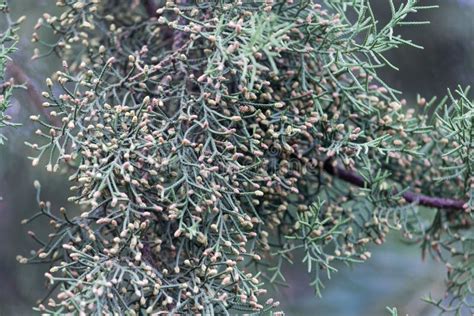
[323,159,467,211]
[143,0,158,17]
[172,0,189,52]
[6,61,59,126]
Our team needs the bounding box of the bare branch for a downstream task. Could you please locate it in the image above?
[6,61,59,126]
[143,0,157,17]
[323,159,467,211]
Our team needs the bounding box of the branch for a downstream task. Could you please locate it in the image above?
[172,0,189,51]
[6,61,59,126]
[323,159,467,211]
[143,0,157,17]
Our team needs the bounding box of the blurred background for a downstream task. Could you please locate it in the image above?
[0,1,472,315]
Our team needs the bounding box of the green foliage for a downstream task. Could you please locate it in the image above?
[418,89,474,313]
[15,0,472,315]
[386,306,398,316]
[0,1,20,144]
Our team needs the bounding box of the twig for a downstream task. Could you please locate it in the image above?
[6,61,59,126]
[143,0,157,17]
[172,0,189,51]
[323,159,467,211]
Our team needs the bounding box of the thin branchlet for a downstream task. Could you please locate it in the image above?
[323,159,466,210]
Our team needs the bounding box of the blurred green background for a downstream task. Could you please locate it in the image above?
[0,1,472,315]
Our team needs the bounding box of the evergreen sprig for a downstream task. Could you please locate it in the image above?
[16,0,473,314]
[0,1,21,144]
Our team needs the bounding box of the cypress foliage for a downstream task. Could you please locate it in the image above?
[0,2,21,144]
[12,0,473,314]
